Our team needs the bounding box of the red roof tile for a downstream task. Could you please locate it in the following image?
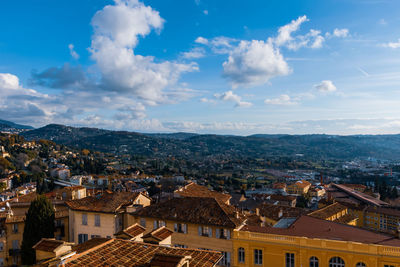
[143,226,173,241]
[175,182,231,204]
[65,239,222,267]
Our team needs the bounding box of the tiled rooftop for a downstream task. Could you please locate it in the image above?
[257,203,308,221]
[308,202,348,219]
[66,191,141,213]
[118,223,146,238]
[33,238,67,252]
[65,239,222,267]
[241,215,400,246]
[175,182,231,204]
[133,197,245,228]
[143,226,173,241]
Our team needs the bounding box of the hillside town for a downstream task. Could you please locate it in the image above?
[0,133,399,266]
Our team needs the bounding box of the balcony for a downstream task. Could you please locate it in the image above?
[9,248,20,256]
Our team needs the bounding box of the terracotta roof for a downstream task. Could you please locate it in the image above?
[65,239,222,267]
[117,223,146,238]
[175,182,231,203]
[241,215,400,246]
[257,204,308,221]
[72,238,110,254]
[33,238,66,252]
[149,253,189,267]
[133,197,245,228]
[333,184,388,206]
[269,194,296,202]
[294,180,311,188]
[272,183,287,189]
[143,226,173,241]
[308,202,348,220]
[365,206,400,217]
[66,192,141,213]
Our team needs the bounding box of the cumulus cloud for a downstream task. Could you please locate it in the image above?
[30,64,88,89]
[264,94,297,105]
[0,73,20,89]
[195,36,208,45]
[215,90,252,107]
[314,80,337,92]
[275,15,309,47]
[222,40,291,88]
[382,39,400,49]
[68,44,80,59]
[194,16,348,88]
[181,47,205,59]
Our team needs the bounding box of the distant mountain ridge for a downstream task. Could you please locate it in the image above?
[0,119,33,132]
[18,123,400,161]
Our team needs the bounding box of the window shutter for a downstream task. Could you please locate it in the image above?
[208,227,212,237]
[198,226,202,236]
[174,223,177,232]
[153,221,157,229]
[227,229,231,240]
[183,224,187,234]
[227,252,231,263]
[216,228,220,238]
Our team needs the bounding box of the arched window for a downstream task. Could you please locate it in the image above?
[329,257,345,267]
[310,256,319,267]
[356,263,366,267]
[238,247,245,263]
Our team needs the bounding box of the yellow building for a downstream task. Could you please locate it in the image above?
[308,202,358,226]
[233,215,400,267]
[130,197,246,266]
[66,191,151,244]
[286,180,311,195]
[0,186,84,266]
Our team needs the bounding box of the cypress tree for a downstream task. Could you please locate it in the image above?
[21,195,55,264]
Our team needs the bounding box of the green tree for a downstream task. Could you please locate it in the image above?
[21,195,55,264]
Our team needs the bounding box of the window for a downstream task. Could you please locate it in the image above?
[254,249,262,265]
[198,226,212,237]
[78,233,88,244]
[238,247,245,263]
[356,263,366,267]
[153,220,166,229]
[140,218,146,228]
[0,257,3,267]
[220,251,231,266]
[286,253,295,267]
[12,240,19,249]
[216,228,230,239]
[62,192,67,199]
[94,214,101,227]
[174,244,188,248]
[310,256,319,267]
[82,213,88,225]
[384,265,394,267]
[174,223,187,233]
[0,242,3,251]
[12,224,18,233]
[91,234,101,239]
[329,257,345,267]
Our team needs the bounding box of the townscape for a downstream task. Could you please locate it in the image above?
[0,122,399,266]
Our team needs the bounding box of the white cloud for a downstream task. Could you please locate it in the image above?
[0,73,20,89]
[222,40,291,88]
[89,0,197,103]
[181,47,205,59]
[326,28,349,38]
[215,90,252,107]
[382,39,400,48]
[203,10,208,15]
[275,15,308,47]
[68,44,80,59]
[315,80,337,92]
[195,36,208,45]
[264,94,297,105]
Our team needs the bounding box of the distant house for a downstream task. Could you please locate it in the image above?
[286,180,311,195]
[50,168,70,180]
[174,182,231,205]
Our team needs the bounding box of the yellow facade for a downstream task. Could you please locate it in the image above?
[286,181,311,195]
[233,229,400,267]
[130,215,234,266]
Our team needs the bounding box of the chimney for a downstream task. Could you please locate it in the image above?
[255,208,260,216]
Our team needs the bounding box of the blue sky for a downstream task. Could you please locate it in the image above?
[2,0,400,135]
